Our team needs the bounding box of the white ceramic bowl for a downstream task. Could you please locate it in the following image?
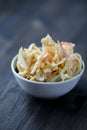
[11,55,85,99]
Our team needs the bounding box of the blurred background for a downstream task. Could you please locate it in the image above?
[0,0,87,83]
[0,0,87,45]
[0,1,87,129]
[0,0,87,43]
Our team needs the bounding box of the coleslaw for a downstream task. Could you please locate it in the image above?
[16,34,82,82]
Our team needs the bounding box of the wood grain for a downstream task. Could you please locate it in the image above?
[0,0,87,130]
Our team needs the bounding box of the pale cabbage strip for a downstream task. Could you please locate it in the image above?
[16,34,82,82]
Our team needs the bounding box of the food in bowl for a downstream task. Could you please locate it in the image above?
[16,34,83,82]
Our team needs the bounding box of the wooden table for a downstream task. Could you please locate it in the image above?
[0,0,87,130]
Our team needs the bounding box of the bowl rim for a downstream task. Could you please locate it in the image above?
[11,55,85,85]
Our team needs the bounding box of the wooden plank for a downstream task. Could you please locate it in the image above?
[0,0,87,130]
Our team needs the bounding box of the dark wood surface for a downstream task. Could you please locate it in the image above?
[0,0,87,130]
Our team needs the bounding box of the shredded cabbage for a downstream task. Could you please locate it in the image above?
[16,34,83,82]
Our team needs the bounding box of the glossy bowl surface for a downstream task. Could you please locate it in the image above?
[11,55,85,99]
